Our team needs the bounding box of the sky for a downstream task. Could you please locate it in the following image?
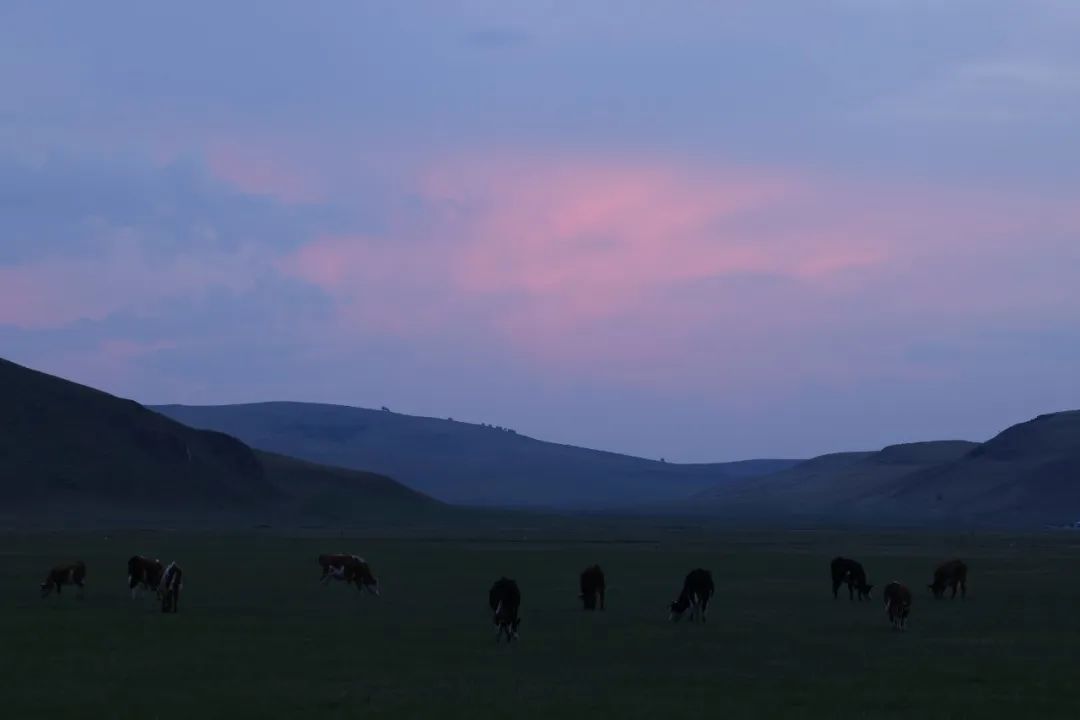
[2,1,1079,462]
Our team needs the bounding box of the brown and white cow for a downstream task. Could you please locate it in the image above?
[929,559,967,599]
[41,561,86,598]
[158,562,183,613]
[884,581,912,631]
[128,555,164,598]
[318,554,380,595]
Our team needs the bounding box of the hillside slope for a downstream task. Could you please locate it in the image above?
[873,412,1080,524]
[694,411,1080,527]
[0,358,438,525]
[154,402,800,507]
[703,442,978,517]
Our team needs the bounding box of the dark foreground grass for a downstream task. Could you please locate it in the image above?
[2,526,1080,719]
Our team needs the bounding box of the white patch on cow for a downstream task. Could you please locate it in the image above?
[162,562,178,590]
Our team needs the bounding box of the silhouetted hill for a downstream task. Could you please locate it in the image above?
[701,441,977,517]
[876,412,1080,525]
[153,402,800,507]
[695,412,1080,527]
[0,358,439,526]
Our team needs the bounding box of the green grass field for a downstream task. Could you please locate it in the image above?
[3,524,1080,719]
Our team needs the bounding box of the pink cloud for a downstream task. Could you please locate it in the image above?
[281,153,891,346]
[203,139,328,204]
[277,150,1080,388]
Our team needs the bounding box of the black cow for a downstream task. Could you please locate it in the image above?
[831,557,873,601]
[929,559,967,599]
[41,561,86,598]
[159,562,183,613]
[579,565,606,611]
[318,554,381,596]
[669,568,714,623]
[128,556,164,598]
[489,577,521,642]
[883,581,912,631]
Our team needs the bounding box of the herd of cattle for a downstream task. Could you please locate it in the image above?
[831,556,969,631]
[39,552,969,636]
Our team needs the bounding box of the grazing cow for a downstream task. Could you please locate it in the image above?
[669,568,714,623]
[128,556,164,598]
[831,557,873,601]
[929,559,967,599]
[318,554,380,595]
[40,561,86,598]
[883,581,912,631]
[489,577,521,642]
[579,565,606,611]
[159,562,183,613]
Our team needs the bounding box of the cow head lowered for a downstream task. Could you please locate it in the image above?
[669,568,714,623]
[41,562,86,598]
[489,577,521,642]
[319,554,380,596]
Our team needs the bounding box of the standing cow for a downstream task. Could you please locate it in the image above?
[669,568,714,623]
[929,559,967,599]
[883,581,912,631]
[579,565,606,611]
[318,554,380,596]
[159,562,183,613]
[489,577,521,642]
[40,561,86,598]
[831,557,873,601]
[128,556,164,598]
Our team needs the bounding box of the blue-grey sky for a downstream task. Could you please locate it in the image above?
[2,1,1079,461]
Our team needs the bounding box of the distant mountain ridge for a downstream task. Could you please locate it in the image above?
[8,354,1076,527]
[875,412,1080,525]
[0,357,440,526]
[153,401,800,507]
[692,441,977,517]
[692,413,1080,527]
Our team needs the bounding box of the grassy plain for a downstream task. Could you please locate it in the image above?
[2,522,1079,719]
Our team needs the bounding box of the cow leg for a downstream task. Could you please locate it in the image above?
[832,578,841,599]
[848,581,855,601]
[599,589,605,611]
[951,583,958,599]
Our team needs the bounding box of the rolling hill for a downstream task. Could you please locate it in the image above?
[692,442,977,518]
[153,402,800,507]
[0,357,440,526]
[873,412,1080,525]
[693,412,1080,526]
